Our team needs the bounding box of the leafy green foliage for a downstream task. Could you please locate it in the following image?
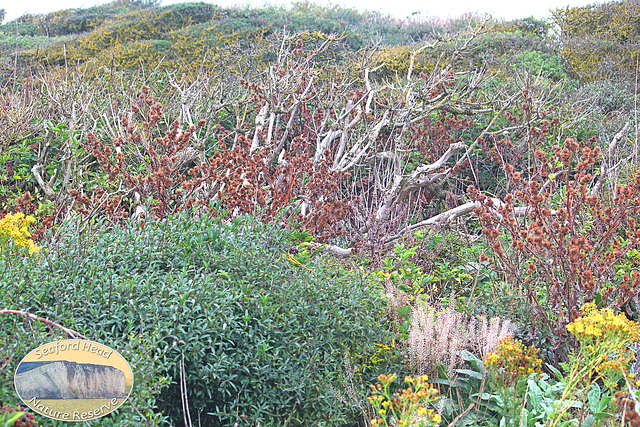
[577,79,634,114]
[508,50,567,80]
[0,213,390,425]
[432,351,499,425]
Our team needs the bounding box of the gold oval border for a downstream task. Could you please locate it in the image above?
[14,339,134,422]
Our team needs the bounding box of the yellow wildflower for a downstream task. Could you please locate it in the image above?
[0,212,41,256]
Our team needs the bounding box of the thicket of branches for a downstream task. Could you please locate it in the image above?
[2,0,639,373]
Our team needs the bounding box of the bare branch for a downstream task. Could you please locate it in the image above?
[591,122,630,196]
[306,242,353,257]
[335,111,389,172]
[403,142,467,187]
[383,199,544,245]
[31,165,56,198]
[0,308,88,339]
[267,75,315,164]
[383,201,480,244]
[251,102,269,153]
[450,92,520,176]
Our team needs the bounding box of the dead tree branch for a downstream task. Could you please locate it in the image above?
[0,308,88,339]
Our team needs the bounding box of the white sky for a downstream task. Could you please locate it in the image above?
[2,0,599,24]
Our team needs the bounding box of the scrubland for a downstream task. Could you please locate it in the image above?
[2,0,640,425]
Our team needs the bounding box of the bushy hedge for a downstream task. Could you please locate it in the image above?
[0,212,390,426]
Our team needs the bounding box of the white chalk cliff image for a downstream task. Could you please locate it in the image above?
[15,361,126,399]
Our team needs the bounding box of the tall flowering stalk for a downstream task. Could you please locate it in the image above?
[548,303,640,427]
[0,212,40,256]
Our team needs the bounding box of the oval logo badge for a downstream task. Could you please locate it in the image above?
[14,340,133,422]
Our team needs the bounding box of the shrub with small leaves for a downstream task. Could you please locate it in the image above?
[0,213,390,426]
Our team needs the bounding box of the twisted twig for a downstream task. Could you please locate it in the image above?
[0,308,87,339]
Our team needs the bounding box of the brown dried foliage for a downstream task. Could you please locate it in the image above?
[75,86,352,239]
[186,130,352,240]
[614,390,640,426]
[470,137,640,361]
[76,89,202,220]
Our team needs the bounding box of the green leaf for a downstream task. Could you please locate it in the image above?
[547,363,563,381]
[594,412,614,421]
[594,293,602,305]
[527,376,543,408]
[397,306,411,318]
[582,415,595,427]
[587,382,601,414]
[456,368,485,380]
[472,392,503,406]
[5,412,25,427]
[462,350,486,372]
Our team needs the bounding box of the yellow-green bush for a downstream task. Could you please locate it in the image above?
[95,39,173,69]
[22,4,219,67]
[552,0,640,82]
[368,44,436,81]
[43,9,105,35]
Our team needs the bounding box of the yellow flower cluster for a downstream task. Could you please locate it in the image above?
[362,342,396,371]
[484,337,542,388]
[0,213,41,255]
[597,356,629,376]
[566,303,640,390]
[566,302,640,345]
[368,374,441,427]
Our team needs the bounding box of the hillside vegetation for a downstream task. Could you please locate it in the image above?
[2,1,640,426]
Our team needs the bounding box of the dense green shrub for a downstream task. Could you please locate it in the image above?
[0,22,39,37]
[577,78,634,114]
[0,212,390,426]
[508,50,567,80]
[0,34,68,54]
[474,30,558,75]
[506,16,549,38]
